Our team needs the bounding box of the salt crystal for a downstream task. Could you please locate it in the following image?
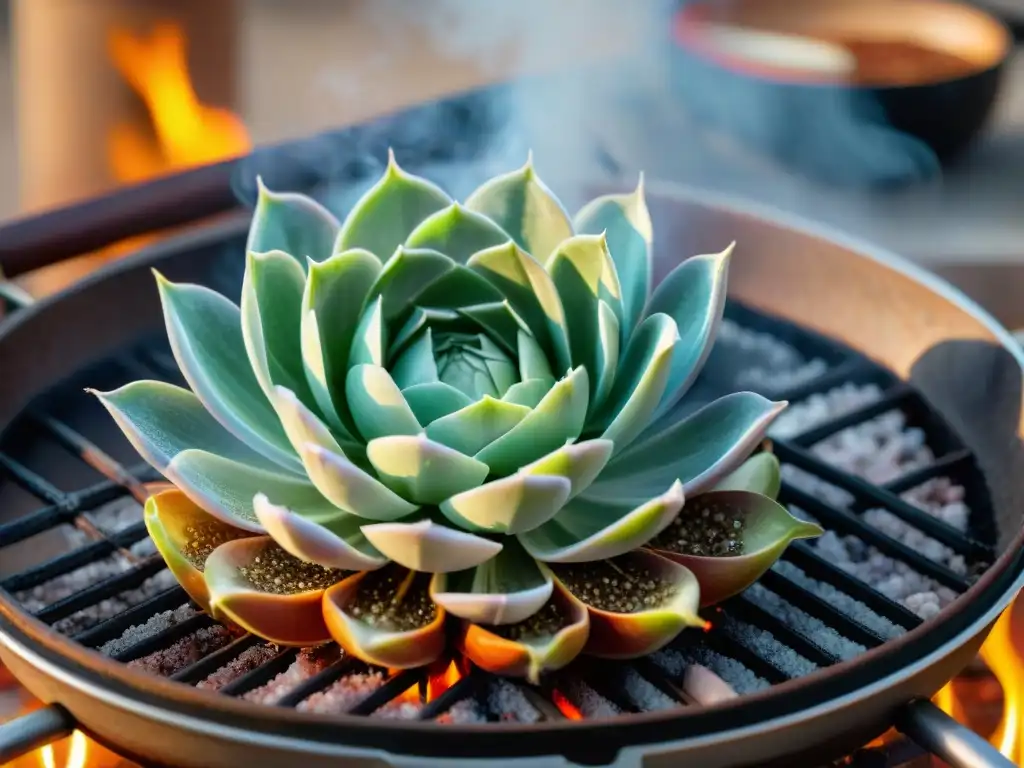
[85,496,144,534]
[771,383,884,439]
[15,553,133,613]
[771,561,903,640]
[298,671,385,714]
[373,698,422,720]
[127,625,234,677]
[714,320,828,393]
[242,647,340,705]
[620,668,679,712]
[198,643,279,691]
[486,679,541,723]
[438,699,487,724]
[100,603,196,656]
[51,569,178,635]
[746,583,865,661]
[719,614,817,679]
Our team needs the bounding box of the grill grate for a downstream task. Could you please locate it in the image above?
[0,291,995,763]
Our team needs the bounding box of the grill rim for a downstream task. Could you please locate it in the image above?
[2,181,1024,762]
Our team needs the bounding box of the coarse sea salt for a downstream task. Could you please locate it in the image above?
[719,613,817,679]
[198,643,280,692]
[745,583,865,661]
[100,603,197,656]
[126,624,235,677]
[242,647,340,705]
[486,679,541,723]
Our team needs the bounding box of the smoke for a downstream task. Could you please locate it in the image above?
[231,0,940,222]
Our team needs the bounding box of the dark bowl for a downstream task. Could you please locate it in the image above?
[669,0,1012,186]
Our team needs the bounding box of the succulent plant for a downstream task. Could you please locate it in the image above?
[93,151,821,682]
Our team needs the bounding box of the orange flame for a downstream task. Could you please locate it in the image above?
[40,731,87,768]
[107,21,250,183]
[427,661,463,701]
[551,689,584,720]
[933,595,1023,762]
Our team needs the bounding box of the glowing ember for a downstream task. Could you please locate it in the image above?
[107,21,250,183]
[427,661,463,701]
[550,689,584,720]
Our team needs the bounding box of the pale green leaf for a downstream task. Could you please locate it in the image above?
[155,274,299,471]
[247,177,339,264]
[647,245,732,420]
[439,472,571,534]
[405,203,510,263]
[345,364,421,441]
[425,396,529,456]
[464,156,574,264]
[519,480,683,562]
[366,434,489,503]
[361,516,503,573]
[574,176,651,341]
[335,150,451,259]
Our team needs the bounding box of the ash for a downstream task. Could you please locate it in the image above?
[620,668,678,711]
[716,320,828,393]
[770,383,884,439]
[746,583,865,661]
[650,648,769,695]
[771,561,904,641]
[50,569,178,635]
[719,613,818,679]
[486,679,541,723]
[100,603,197,656]
[198,643,280,691]
[127,625,235,676]
[560,678,621,718]
[242,647,340,705]
[298,670,385,714]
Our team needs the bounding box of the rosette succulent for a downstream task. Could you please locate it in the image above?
[93,151,821,682]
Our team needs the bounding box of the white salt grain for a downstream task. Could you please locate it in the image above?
[621,668,679,712]
[487,679,541,723]
[438,699,487,724]
[717,320,829,393]
[719,614,818,679]
[85,496,144,534]
[746,583,865,661]
[51,569,178,635]
[100,603,196,656]
[810,410,933,485]
[126,625,234,677]
[299,671,385,714]
[15,553,133,613]
[242,647,340,705]
[198,643,280,691]
[770,383,884,439]
[771,560,903,640]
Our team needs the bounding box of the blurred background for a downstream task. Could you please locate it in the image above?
[0,0,1022,310]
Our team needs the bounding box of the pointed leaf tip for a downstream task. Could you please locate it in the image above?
[650,490,823,607]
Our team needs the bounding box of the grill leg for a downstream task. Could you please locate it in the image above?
[896,699,1016,768]
[0,703,75,763]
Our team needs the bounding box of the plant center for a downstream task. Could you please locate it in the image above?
[432,331,519,400]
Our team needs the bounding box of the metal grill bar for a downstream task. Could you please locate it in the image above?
[785,384,915,448]
[780,483,970,592]
[0,302,997,735]
[1,521,148,592]
[774,439,988,560]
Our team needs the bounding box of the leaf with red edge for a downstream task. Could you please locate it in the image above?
[457,578,589,684]
[322,564,446,669]
[650,490,822,607]
[203,536,350,645]
[143,487,254,613]
[551,550,703,659]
